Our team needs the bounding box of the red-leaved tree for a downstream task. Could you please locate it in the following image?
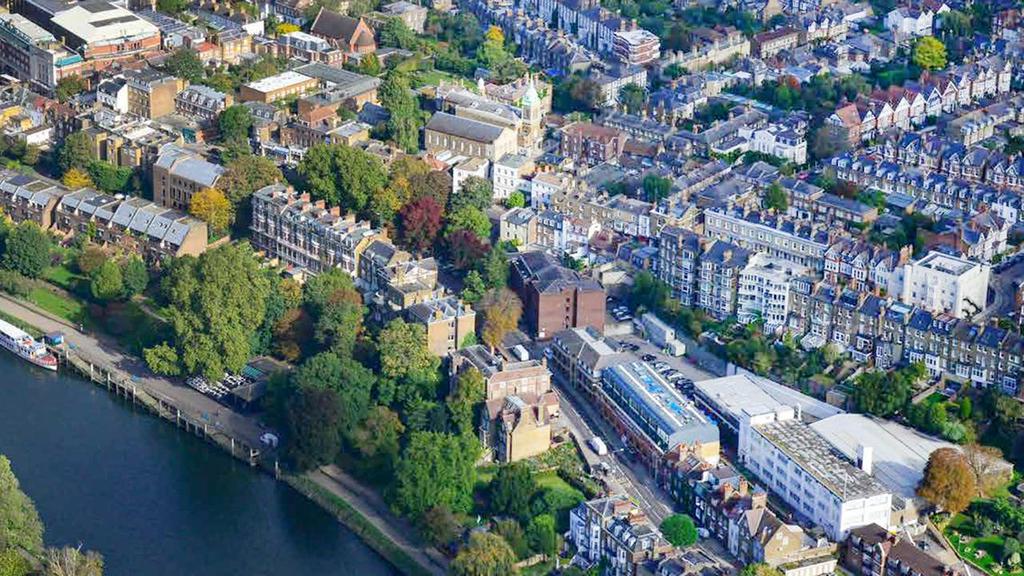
[447,229,488,271]
[398,196,442,254]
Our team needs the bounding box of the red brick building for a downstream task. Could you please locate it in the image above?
[559,122,626,166]
[309,9,377,58]
[510,251,605,340]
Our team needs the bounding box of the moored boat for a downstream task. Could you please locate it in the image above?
[0,319,57,371]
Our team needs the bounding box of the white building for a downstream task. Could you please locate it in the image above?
[96,77,129,114]
[894,251,990,319]
[741,409,893,541]
[738,253,808,333]
[746,124,807,165]
[452,157,490,195]
[530,171,573,210]
[884,7,935,38]
[492,153,534,200]
[613,29,660,66]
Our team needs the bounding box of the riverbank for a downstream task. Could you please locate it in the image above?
[0,293,445,576]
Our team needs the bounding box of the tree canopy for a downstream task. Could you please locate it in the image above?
[917,447,976,514]
[913,36,947,71]
[1,222,51,279]
[391,432,479,517]
[148,243,271,379]
[297,143,388,211]
[0,455,44,554]
[660,514,698,548]
[450,532,518,576]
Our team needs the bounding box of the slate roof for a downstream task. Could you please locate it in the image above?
[426,112,506,143]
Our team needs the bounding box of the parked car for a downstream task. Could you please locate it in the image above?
[641,354,657,362]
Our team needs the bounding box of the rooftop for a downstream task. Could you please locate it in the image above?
[914,251,980,277]
[755,417,890,501]
[244,71,314,93]
[426,112,507,144]
[695,373,843,423]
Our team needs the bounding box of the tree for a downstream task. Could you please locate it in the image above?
[303,269,365,357]
[0,549,30,576]
[2,222,50,278]
[55,76,86,103]
[62,168,93,189]
[56,132,95,175]
[285,386,343,471]
[121,257,149,297]
[297,143,387,211]
[553,75,602,113]
[143,343,181,376]
[151,243,270,379]
[418,505,461,547]
[631,270,668,312]
[480,247,509,290]
[913,36,948,71]
[490,462,537,520]
[163,48,205,83]
[852,369,912,417]
[398,196,442,254]
[526,515,557,558]
[446,229,489,272]
[765,183,788,212]
[391,432,479,517]
[450,532,518,576]
[87,161,133,194]
[917,447,976,514]
[378,70,421,153]
[959,396,973,421]
[479,289,522,350]
[505,191,526,208]
[618,83,645,115]
[446,205,491,241]
[90,260,123,301]
[380,17,417,49]
[291,352,375,437]
[447,367,484,436]
[377,319,441,400]
[358,53,382,76]
[276,22,301,34]
[810,124,849,162]
[189,187,232,233]
[157,0,188,14]
[218,154,282,205]
[351,406,405,478]
[963,443,1009,497]
[218,105,254,147]
[494,520,528,559]
[42,546,104,576]
[642,175,672,203]
[451,177,494,213]
[0,455,44,553]
[461,270,486,304]
[660,514,698,548]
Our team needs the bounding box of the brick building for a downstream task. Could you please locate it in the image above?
[510,251,605,339]
[559,122,626,166]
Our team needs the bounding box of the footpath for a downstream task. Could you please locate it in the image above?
[0,293,447,576]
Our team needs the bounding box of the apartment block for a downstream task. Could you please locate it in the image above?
[405,296,476,357]
[698,240,750,320]
[704,207,831,271]
[250,184,383,276]
[569,496,673,576]
[737,253,807,333]
[658,226,701,307]
[895,251,990,319]
[152,144,225,211]
[559,122,626,166]
[510,251,605,339]
[125,68,181,119]
[175,84,233,122]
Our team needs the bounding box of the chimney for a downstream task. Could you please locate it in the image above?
[795,404,802,421]
[721,481,735,501]
[750,491,767,509]
[857,445,873,475]
[738,477,749,497]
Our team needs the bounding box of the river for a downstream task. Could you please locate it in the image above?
[0,355,397,576]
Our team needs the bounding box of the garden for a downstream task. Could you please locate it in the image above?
[944,497,1024,576]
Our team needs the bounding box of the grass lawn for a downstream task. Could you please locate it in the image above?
[411,69,474,90]
[42,264,85,291]
[534,470,578,494]
[27,286,90,326]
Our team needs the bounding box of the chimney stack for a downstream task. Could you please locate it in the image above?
[857,444,873,475]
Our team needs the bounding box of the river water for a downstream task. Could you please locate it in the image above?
[0,355,397,576]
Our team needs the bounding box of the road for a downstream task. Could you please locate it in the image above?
[982,256,1024,323]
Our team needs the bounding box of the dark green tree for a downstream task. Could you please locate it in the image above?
[219,105,254,147]
[526,514,557,557]
[284,386,343,471]
[618,83,645,115]
[450,532,517,576]
[163,49,205,83]
[1,222,50,278]
[642,175,672,202]
[490,462,537,521]
[0,455,44,553]
[391,432,479,517]
[121,256,149,297]
[765,183,788,212]
[90,259,124,301]
[660,514,698,547]
[378,70,422,153]
[56,132,95,175]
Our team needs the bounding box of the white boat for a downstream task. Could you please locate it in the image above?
[0,319,57,371]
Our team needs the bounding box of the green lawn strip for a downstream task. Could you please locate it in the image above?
[42,264,84,291]
[27,287,88,325]
[285,475,433,576]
